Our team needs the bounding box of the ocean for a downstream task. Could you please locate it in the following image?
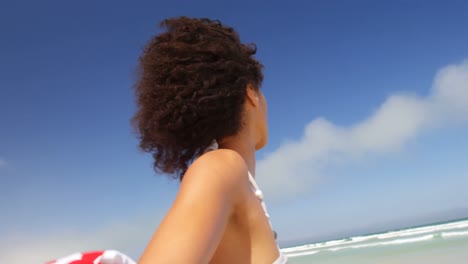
[281,218,468,264]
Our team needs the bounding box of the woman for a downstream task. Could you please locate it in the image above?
[133,16,287,264]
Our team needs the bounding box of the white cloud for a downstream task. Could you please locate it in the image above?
[258,60,468,199]
[0,214,163,264]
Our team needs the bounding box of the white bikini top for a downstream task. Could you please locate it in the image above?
[204,141,288,264]
[247,171,288,264]
[248,171,274,237]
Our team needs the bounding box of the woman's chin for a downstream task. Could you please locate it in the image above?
[255,137,268,150]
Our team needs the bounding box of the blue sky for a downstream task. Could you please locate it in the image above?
[1,0,468,262]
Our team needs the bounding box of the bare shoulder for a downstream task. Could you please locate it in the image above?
[180,149,248,200]
[191,149,247,176]
[138,149,249,263]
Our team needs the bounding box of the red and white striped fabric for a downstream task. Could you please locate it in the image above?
[45,250,136,264]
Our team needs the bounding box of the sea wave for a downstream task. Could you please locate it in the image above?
[281,238,351,253]
[327,234,434,252]
[281,219,468,255]
[286,250,319,258]
[376,220,468,240]
[441,230,468,238]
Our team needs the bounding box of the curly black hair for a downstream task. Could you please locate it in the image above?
[132,16,264,180]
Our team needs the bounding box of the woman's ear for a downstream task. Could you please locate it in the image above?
[246,83,259,107]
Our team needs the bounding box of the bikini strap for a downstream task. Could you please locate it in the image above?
[248,171,277,239]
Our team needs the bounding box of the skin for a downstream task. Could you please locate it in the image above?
[138,84,279,264]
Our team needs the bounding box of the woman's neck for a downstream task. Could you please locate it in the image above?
[218,133,257,177]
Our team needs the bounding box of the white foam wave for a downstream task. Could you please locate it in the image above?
[442,230,468,238]
[281,219,468,254]
[286,250,319,258]
[281,244,316,253]
[281,239,351,253]
[380,234,434,245]
[376,220,468,240]
[328,235,434,252]
[351,235,376,242]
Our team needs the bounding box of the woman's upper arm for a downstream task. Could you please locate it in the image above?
[138,150,246,264]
